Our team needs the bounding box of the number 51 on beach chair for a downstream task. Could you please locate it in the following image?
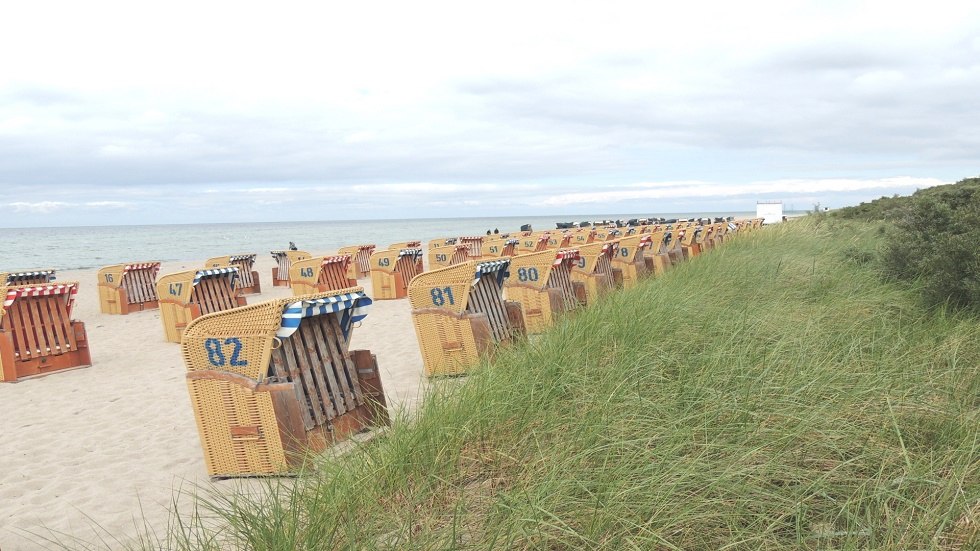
[409,259,525,377]
[97,262,161,315]
[157,268,246,343]
[504,249,584,334]
[370,247,423,300]
[1,282,91,382]
[182,288,388,477]
[204,254,261,294]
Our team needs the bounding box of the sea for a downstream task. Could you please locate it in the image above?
[1,212,760,270]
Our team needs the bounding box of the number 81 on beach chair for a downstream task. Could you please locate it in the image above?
[504,249,584,334]
[181,287,388,477]
[1,282,91,382]
[157,268,246,343]
[409,259,525,377]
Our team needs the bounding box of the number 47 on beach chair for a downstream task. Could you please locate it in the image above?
[157,268,246,343]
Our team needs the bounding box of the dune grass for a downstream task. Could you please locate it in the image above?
[136,217,977,550]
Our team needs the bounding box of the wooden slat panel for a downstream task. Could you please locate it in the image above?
[305,317,347,415]
[270,349,315,430]
[295,323,338,420]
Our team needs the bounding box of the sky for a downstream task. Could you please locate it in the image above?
[1,0,978,227]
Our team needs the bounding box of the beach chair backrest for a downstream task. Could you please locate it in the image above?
[570,241,618,303]
[504,249,581,333]
[182,287,387,476]
[482,236,518,258]
[517,232,550,254]
[0,282,91,382]
[388,240,421,250]
[337,244,376,279]
[571,228,596,245]
[408,259,518,376]
[610,234,651,288]
[459,236,484,258]
[97,262,161,315]
[157,268,244,343]
[290,256,355,297]
[205,254,260,294]
[2,269,56,286]
[429,244,470,270]
[270,250,310,287]
[370,247,424,300]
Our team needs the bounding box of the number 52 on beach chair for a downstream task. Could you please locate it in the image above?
[504,249,584,334]
[157,268,246,343]
[182,288,388,477]
[409,259,525,377]
[1,282,91,382]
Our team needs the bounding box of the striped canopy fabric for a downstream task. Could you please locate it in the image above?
[192,267,239,289]
[553,249,581,265]
[3,283,78,317]
[276,291,373,339]
[229,254,256,263]
[601,243,618,254]
[473,259,511,287]
[4,270,56,283]
[322,255,350,264]
[398,248,423,258]
[505,239,519,245]
[124,262,160,272]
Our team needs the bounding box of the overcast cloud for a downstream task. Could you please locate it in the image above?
[1,0,978,226]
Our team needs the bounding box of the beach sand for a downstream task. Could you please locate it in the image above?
[0,256,425,550]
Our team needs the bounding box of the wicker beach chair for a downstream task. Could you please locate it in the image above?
[337,244,376,279]
[271,250,311,287]
[429,244,470,270]
[680,224,703,259]
[641,229,672,275]
[503,249,583,334]
[545,232,573,250]
[409,259,524,377]
[459,236,485,259]
[483,236,519,258]
[570,241,619,305]
[570,228,597,245]
[370,247,424,300]
[182,287,388,477]
[98,262,161,315]
[664,225,687,265]
[1,282,91,382]
[517,232,550,254]
[157,268,246,343]
[2,269,57,286]
[289,256,356,297]
[205,254,261,294]
[610,234,651,289]
[388,240,421,250]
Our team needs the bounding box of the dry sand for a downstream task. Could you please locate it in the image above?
[0,256,426,550]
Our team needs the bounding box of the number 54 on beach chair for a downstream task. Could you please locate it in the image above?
[182,288,388,477]
[97,262,161,315]
[370,247,423,300]
[504,249,584,333]
[409,259,525,377]
[157,268,246,343]
[1,282,91,382]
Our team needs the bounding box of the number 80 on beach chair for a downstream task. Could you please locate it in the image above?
[504,249,584,334]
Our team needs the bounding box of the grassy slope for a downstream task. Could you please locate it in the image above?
[152,218,978,550]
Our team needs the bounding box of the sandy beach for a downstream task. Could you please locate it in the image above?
[0,256,426,550]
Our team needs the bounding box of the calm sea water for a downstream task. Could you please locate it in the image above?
[1,212,756,270]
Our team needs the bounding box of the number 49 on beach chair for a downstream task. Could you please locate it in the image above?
[1,282,91,382]
[182,288,388,477]
[504,249,584,333]
[370,247,423,300]
[157,268,246,343]
[97,262,161,315]
[409,259,525,377]
[570,241,619,305]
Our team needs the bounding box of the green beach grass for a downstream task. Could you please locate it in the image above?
[131,217,977,550]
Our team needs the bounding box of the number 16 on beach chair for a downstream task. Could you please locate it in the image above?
[182,287,388,477]
[157,268,246,343]
[271,250,310,287]
[289,256,356,297]
[504,249,584,334]
[2,269,56,286]
[205,254,261,294]
[97,262,161,315]
[1,282,91,382]
[409,259,524,377]
[370,247,423,300]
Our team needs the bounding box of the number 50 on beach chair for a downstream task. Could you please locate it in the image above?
[504,249,584,333]
[97,262,161,315]
[157,268,246,343]
[409,259,524,377]
[1,282,91,382]
[182,288,388,477]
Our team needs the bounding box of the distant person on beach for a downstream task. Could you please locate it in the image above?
[494,228,499,234]
[288,241,298,251]
[486,230,491,235]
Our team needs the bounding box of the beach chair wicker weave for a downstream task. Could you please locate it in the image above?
[428,244,470,270]
[504,249,583,334]
[182,287,387,477]
[370,247,424,300]
[97,262,161,315]
[570,241,619,305]
[1,282,91,382]
[157,268,246,343]
[409,259,523,377]
[289,256,357,297]
[482,237,518,258]
[2,269,57,286]
[610,234,651,289]
[205,254,261,294]
[517,232,551,254]
[459,236,485,259]
[337,245,376,280]
[270,250,310,287]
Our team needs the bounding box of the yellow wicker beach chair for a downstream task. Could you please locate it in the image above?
[388,240,421,250]
[97,262,161,315]
[459,236,485,259]
[337,244,376,279]
[642,229,672,275]
[2,269,57,286]
[503,249,583,334]
[182,287,388,477]
[610,234,651,289]
[370,247,423,300]
[271,250,311,287]
[205,254,261,294]
[409,259,524,377]
[429,244,470,270]
[570,241,619,305]
[517,232,550,254]
[570,228,596,245]
[157,268,247,343]
[289,256,356,297]
[483,236,519,258]
[545,232,573,250]
[1,282,91,382]
[680,224,703,259]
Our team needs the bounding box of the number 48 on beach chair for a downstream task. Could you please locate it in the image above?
[182,288,388,477]
[409,259,525,377]
[289,256,357,297]
[97,262,161,315]
[157,268,246,343]
[1,282,91,382]
[504,249,584,334]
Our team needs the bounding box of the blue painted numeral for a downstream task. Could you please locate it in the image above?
[204,337,247,367]
[430,286,455,306]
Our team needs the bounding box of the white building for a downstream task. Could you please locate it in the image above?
[756,201,784,224]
